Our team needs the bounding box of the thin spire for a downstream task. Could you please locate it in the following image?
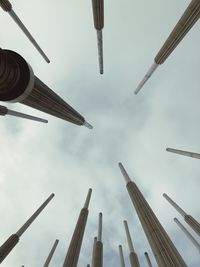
[123,220,134,253]
[118,245,126,267]
[166,147,200,159]
[43,239,59,267]
[83,121,93,129]
[0,0,50,62]
[97,213,103,242]
[163,193,186,217]
[144,252,153,267]
[118,163,131,184]
[84,188,93,208]
[91,237,97,267]
[0,105,48,123]
[97,30,103,74]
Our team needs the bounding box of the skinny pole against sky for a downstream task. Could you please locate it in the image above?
[123,220,140,267]
[93,213,103,267]
[174,218,200,254]
[163,193,200,236]
[62,189,92,267]
[0,194,54,263]
[135,0,200,94]
[91,0,104,74]
[118,162,187,267]
[144,252,153,267]
[0,49,92,128]
[43,239,59,267]
[91,237,97,267]
[0,104,48,123]
[118,245,125,267]
[0,0,50,62]
[166,147,200,159]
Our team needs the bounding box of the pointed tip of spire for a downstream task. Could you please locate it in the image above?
[84,188,92,208]
[83,121,93,129]
[166,148,170,151]
[98,211,103,241]
[118,162,131,184]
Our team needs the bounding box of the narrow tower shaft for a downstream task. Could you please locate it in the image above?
[93,213,103,267]
[43,239,59,267]
[91,237,97,267]
[118,245,125,267]
[144,252,153,267]
[119,163,187,267]
[166,147,200,159]
[62,189,92,267]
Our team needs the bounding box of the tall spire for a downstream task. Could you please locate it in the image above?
[62,188,92,267]
[0,49,92,128]
[0,104,48,123]
[91,0,104,74]
[91,237,97,267]
[0,193,54,263]
[144,252,153,267]
[163,193,200,236]
[43,239,59,267]
[135,0,200,94]
[166,147,200,159]
[118,245,125,267]
[0,0,50,62]
[123,220,140,267]
[93,213,103,267]
[118,163,187,267]
[174,218,200,253]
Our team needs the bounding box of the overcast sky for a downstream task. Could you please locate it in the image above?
[0,0,200,266]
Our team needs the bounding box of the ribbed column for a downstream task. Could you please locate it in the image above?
[118,163,187,267]
[118,245,125,267]
[43,239,59,267]
[174,218,200,253]
[0,194,54,263]
[163,193,200,236]
[166,148,200,159]
[123,220,140,267]
[62,189,92,267]
[93,213,103,267]
[144,252,153,267]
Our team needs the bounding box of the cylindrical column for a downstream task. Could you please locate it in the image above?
[93,213,103,267]
[163,193,186,217]
[144,252,153,267]
[166,147,200,159]
[123,220,134,253]
[43,239,59,267]
[91,237,97,267]
[62,189,92,267]
[118,245,125,267]
[119,162,187,267]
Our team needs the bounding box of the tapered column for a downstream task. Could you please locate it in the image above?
[144,252,153,267]
[166,147,200,159]
[118,163,187,267]
[163,193,200,236]
[93,213,103,267]
[118,245,125,267]
[91,0,104,74]
[135,0,200,94]
[62,189,92,267]
[91,237,97,267]
[43,239,59,267]
[0,104,48,123]
[0,0,50,62]
[123,220,140,267]
[0,193,54,263]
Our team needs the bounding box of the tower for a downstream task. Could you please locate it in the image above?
[166,147,200,159]
[118,245,126,267]
[93,213,103,267]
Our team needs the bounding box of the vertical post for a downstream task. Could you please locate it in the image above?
[118,245,125,267]
[93,213,103,267]
[144,252,153,267]
[43,239,59,267]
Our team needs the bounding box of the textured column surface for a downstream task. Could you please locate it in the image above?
[166,148,200,159]
[163,193,200,236]
[119,163,187,267]
[62,189,92,267]
[0,49,92,128]
[43,239,59,267]
[118,245,125,267]
[144,252,153,267]
[0,194,54,263]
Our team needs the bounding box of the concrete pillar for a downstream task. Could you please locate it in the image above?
[118,245,125,267]
[93,213,103,267]
[166,147,200,159]
[91,237,97,267]
[174,218,200,253]
[43,239,59,267]
[118,163,187,267]
[163,193,200,236]
[135,0,200,94]
[144,252,153,267]
[123,220,140,267]
[62,189,92,267]
[0,49,92,128]
[0,194,54,263]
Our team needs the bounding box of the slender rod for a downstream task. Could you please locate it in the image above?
[123,220,135,253]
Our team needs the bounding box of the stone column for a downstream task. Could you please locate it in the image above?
[163,193,200,236]
[93,213,103,267]
[118,163,187,267]
[166,147,200,159]
[43,239,59,267]
[123,220,140,267]
[62,189,92,267]
[144,252,153,267]
[118,245,125,267]
[0,194,54,263]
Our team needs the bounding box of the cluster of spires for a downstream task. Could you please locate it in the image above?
[1,163,199,266]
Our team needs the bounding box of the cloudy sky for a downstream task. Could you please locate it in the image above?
[0,0,200,266]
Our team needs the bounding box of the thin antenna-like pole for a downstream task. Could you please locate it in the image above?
[91,237,97,267]
[118,245,126,267]
[163,193,186,217]
[144,252,153,267]
[84,188,92,208]
[0,0,50,63]
[166,147,200,159]
[93,213,103,267]
[98,213,103,242]
[118,163,131,184]
[123,220,134,253]
[43,239,59,267]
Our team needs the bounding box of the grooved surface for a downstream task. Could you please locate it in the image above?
[92,0,104,30]
[0,234,19,263]
[0,0,12,12]
[184,215,200,237]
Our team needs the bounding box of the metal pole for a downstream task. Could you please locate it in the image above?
[166,147,200,159]
[43,239,59,267]
[118,245,125,267]
[144,252,153,267]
